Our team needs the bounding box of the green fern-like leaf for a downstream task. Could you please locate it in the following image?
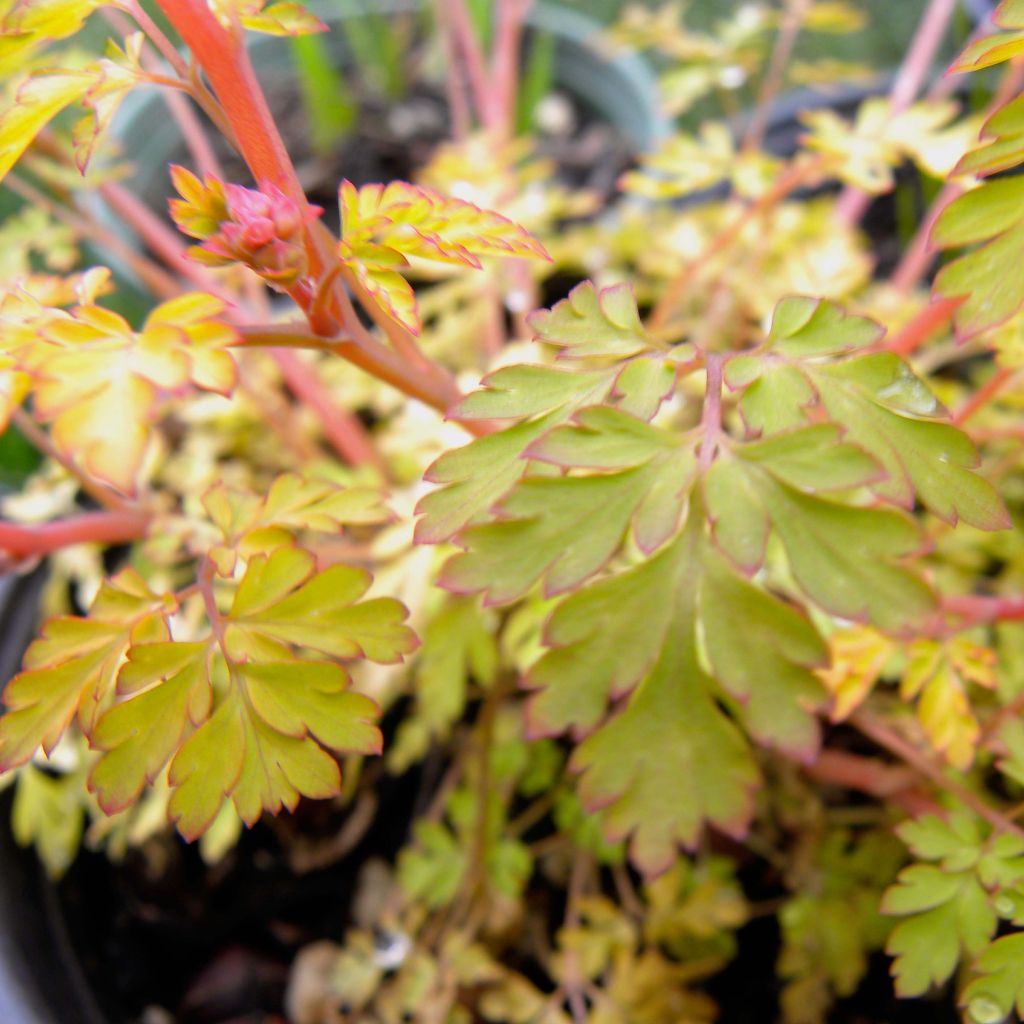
[415,282,685,545]
[420,289,1008,874]
[883,812,1024,997]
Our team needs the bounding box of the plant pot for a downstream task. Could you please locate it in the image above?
[0,566,108,1024]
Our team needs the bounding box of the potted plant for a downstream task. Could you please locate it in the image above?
[1,1,1024,1022]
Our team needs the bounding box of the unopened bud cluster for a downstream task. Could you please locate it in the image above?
[169,167,320,288]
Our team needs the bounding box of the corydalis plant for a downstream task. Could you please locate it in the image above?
[0,0,550,833]
[427,286,1006,873]
[1,0,1024,1021]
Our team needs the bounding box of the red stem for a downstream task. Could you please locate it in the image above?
[834,0,957,226]
[153,0,300,197]
[806,749,936,816]
[491,0,532,138]
[942,593,1024,625]
[0,511,150,559]
[698,354,724,472]
[851,709,1024,840]
[271,351,385,472]
[235,324,492,436]
[953,366,1019,425]
[884,296,963,357]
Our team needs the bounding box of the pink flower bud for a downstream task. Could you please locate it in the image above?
[183,178,322,290]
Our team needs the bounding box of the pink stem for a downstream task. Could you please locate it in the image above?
[0,511,150,559]
[834,0,957,226]
[433,0,472,139]
[743,0,811,153]
[198,555,231,661]
[698,354,724,472]
[97,181,239,302]
[491,0,533,137]
[447,0,497,129]
[953,366,1020,425]
[891,62,1024,294]
[271,351,385,471]
[890,181,962,293]
[104,7,224,179]
[4,172,182,300]
[155,84,224,181]
[125,0,190,79]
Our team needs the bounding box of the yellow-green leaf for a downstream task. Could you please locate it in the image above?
[88,641,212,814]
[0,569,173,770]
[224,545,417,664]
[338,179,550,332]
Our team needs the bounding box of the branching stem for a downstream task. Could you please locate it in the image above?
[850,710,1024,840]
[699,354,724,472]
[9,409,135,514]
[0,510,150,560]
[953,367,1020,425]
[648,158,823,333]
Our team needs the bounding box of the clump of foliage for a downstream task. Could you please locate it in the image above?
[1,0,1024,1022]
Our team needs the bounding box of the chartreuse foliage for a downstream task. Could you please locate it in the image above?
[0,478,416,840]
[0,0,328,182]
[416,282,683,546]
[821,627,999,770]
[338,179,552,333]
[934,1,1024,337]
[0,275,238,492]
[0,28,151,177]
[207,1,326,36]
[423,287,1007,875]
[5,0,1024,1020]
[883,812,1024,1002]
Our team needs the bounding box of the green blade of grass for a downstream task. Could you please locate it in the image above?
[291,32,357,156]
